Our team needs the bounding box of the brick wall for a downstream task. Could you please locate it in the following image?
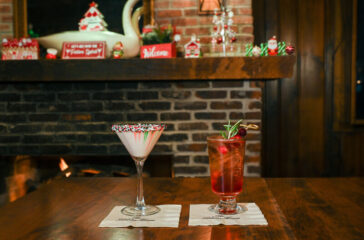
[154,0,254,53]
[0,0,13,39]
[0,81,262,177]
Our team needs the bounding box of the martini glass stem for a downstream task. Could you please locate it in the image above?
[134,158,146,210]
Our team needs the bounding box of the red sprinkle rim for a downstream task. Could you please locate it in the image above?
[112,123,165,132]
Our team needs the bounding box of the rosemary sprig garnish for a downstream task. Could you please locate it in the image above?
[220,120,243,139]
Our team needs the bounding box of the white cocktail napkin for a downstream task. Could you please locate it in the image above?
[188,203,268,226]
[99,205,182,228]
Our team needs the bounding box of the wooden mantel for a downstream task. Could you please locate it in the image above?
[0,56,295,82]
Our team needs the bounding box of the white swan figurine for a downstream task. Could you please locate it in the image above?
[37,0,141,58]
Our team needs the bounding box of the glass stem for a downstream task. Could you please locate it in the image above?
[134,159,146,210]
[218,196,237,211]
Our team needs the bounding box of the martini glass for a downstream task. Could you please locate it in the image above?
[112,123,165,216]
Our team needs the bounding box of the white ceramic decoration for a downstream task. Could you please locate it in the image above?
[37,0,141,58]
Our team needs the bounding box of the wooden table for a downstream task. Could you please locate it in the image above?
[0,177,362,240]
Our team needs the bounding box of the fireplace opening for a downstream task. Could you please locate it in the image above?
[0,155,172,206]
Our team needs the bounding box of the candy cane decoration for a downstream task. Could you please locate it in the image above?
[245,43,253,57]
[278,42,286,56]
[260,43,268,56]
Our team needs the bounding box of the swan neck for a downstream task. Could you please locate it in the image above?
[123,0,139,38]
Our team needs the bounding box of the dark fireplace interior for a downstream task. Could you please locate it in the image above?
[0,155,172,206]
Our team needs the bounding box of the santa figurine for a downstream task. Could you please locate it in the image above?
[112,41,124,59]
[268,36,278,56]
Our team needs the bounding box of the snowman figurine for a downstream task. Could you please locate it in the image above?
[268,36,278,56]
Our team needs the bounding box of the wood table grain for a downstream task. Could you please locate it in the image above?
[0,177,362,240]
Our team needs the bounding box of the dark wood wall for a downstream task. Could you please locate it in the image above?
[254,0,364,177]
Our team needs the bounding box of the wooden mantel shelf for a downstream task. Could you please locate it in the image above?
[0,56,295,82]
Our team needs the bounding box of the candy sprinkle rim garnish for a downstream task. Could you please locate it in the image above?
[111,123,165,132]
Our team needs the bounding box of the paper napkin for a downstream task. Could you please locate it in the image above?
[99,205,182,228]
[188,203,268,226]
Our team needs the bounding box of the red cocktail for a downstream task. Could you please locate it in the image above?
[207,135,245,214]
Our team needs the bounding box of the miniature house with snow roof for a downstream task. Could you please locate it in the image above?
[184,34,201,58]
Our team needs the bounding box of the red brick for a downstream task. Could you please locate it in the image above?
[241,25,253,34]
[177,143,207,152]
[229,25,239,33]
[154,0,170,9]
[184,9,198,16]
[0,5,10,13]
[192,133,215,141]
[0,24,10,30]
[61,114,91,121]
[229,112,244,119]
[238,35,254,43]
[248,101,262,110]
[1,15,12,23]
[178,122,208,130]
[245,155,261,163]
[236,7,252,15]
[247,165,261,174]
[247,143,261,153]
[172,17,198,26]
[246,91,262,99]
[250,81,265,88]
[245,112,262,119]
[0,33,13,39]
[172,0,196,8]
[156,9,183,18]
[185,27,210,35]
[199,36,211,44]
[157,20,171,26]
[245,133,261,141]
[174,166,207,174]
[229,0,251,5]
[199,16,214,24]
[234,16,253,24]
[211,101,242,109]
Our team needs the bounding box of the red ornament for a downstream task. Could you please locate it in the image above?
[213,25,218,31]
[217,37,222,44]
[224,24,228,29]
[285,45,295,55]
[230,36,237,43]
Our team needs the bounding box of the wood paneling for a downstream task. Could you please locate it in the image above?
[256,0,364,177]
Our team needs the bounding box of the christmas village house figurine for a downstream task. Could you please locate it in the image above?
[1,38,39,60]
[184,35,201,58]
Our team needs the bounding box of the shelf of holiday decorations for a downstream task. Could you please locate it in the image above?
[0,56,295,82]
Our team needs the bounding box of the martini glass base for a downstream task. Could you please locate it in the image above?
[121,205,161,216]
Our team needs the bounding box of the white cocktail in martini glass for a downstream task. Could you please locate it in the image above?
[112,123,165,216]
